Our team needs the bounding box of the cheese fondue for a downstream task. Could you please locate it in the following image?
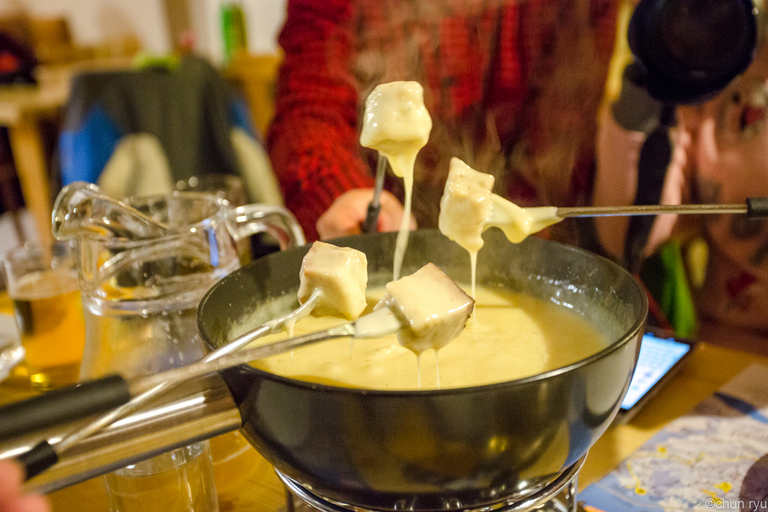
[360,81,432,279]
[439,158,563,296]
[376,262,474,354]
[486,198,562,244]
[298,241,368,321]
[438,158,495,297]
[247,285,607,391]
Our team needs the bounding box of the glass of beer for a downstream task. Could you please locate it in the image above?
[0,240,86,390]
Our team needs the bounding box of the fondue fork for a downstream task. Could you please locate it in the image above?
[4,306,404,480]
[140,306,403,390]
[363,154,388,233]
[554,197,768,218]
[0,290,323,470]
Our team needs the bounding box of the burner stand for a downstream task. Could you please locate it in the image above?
[278,454,587,512]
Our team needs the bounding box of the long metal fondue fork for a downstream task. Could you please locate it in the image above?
[555,198,768,218]
[3,306,403,480]
[363,154,388,233]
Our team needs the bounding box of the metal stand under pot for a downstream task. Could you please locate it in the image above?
[279,456,586,512]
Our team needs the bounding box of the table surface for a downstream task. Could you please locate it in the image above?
[2,310,766,511]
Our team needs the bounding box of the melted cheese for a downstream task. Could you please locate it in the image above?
[438,158,563,296]
[438,158,495,296]
[486,198,562,244]
[376,263,474,354]
[360,81,432,280]
[248,285,607,391]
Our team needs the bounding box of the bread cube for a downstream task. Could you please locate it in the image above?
[359,81,432,166]
[438,158,495,253]
[298,242,368,320]
[380,263,474,353]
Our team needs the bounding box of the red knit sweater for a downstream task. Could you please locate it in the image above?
[268,0,619,241]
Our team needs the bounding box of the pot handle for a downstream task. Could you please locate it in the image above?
[228,204,306,250]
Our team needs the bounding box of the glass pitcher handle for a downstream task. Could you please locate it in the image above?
[229,204,306,250]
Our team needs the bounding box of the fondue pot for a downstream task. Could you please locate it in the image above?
[201,229,647,510]
[1,230,646,510]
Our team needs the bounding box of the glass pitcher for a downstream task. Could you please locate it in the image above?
[69,190,304,377]
[53,184,304,512]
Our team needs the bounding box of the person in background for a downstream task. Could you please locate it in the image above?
[268,0,621,242]
[0,459,50,512]
[594,34,768,352]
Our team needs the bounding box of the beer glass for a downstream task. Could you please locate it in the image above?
[0,241,86,390]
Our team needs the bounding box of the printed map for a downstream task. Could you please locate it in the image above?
[579,363,768,512]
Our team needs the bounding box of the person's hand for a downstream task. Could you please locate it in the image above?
[316,189,417,240]
[0,460,50,512]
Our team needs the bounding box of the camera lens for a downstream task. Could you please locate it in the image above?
[629,0,758,103]
[660,0,749,69]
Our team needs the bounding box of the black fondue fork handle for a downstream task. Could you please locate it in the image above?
[747,197,768,217]
[0,375,130,443]
[363,155,388,233]
[0,375,131,479]
[1,315,378,480]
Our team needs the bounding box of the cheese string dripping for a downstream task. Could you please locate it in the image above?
[360,81,432,279]
[393,167,414,280]
[374,262,473,389]
[439,158,563,297]
[416,353,422,390]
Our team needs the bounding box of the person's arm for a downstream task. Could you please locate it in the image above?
[593,63,690,263]
[267,0,375,241]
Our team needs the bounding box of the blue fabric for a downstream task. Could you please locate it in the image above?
[228,98,259,140]
[59,105,123,186]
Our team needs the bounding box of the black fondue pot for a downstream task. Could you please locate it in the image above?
[198,229,647,511]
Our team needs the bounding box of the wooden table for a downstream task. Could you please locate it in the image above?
[0,339,749,510]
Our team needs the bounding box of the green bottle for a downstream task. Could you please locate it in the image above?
[221,2,247,63]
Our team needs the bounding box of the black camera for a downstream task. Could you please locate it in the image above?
[630,0,765,104]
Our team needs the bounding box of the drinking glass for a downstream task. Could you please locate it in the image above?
[105,442,218,512]
[0,241,85,390]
